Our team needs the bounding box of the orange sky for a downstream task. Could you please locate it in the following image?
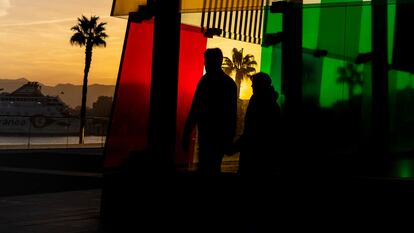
[0,0,127,86]
[0,0,330,86]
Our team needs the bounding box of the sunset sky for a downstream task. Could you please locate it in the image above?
[0,0,264,87]
[0,0,127,86]
[0,0,329,87]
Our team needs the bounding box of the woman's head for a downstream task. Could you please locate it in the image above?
[251,72,272,92]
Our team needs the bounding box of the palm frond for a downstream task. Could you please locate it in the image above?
[222,57,234,66]
[242,54,255,63]
[232,48,239,56]
[70,32,86,46]
[95,22,107,34]
[90,16,99,25]
[243,60,257,67]
[70,25,82,32]
[222,57,235,75]
[93,37,107,47]
[70,15,108,48]
[79,16,90,33]
[245,67,256,74]
[232,48,243,68]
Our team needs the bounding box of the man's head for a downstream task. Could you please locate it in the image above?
[204,48,224,73]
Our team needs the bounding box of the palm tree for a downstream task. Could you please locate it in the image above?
[337,63,363,101]
[222,48,257,99]
[70,15,108,144]
[222,48,257,139]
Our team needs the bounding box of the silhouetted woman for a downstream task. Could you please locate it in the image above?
[234,72,282,179]
[230,72,282,232]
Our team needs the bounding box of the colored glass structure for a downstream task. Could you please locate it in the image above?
[106,0,414,176]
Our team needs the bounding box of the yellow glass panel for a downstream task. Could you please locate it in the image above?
[111,0,147,16]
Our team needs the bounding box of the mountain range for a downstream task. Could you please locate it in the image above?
[0,78,115,109]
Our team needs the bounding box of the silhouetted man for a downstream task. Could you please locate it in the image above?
[182,48,237,177]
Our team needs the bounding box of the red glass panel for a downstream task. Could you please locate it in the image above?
[104,20,154,169]
[175,24,208,166]
[105,21,206,169]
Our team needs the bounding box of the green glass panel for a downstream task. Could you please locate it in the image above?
[270,45,282,95]
[261,7,272,74]
[260,45,282,95]
[345,5,363,58]
[303,52,324,106]
[389,70,414,152]
[388,1,414,152]
[361,63,372,100]
[388,3,396,64]
[395,70,414,90]
[358,4,371,53]
[319,58,347,108]
[360,63,372,142]
[317,2,363,61]
[303,6,320,49]
[321,0,357,3]
[395,160,414,178]
[263,7,282,35]
[318,6,347,59]
[389,70,397,140]
[260,46,272,74]
[261,7,282,97]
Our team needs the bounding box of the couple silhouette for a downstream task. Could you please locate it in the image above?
[182,48,282,179]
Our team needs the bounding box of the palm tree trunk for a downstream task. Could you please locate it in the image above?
[235,72,243,99]
[235,72,243,139]
[79,45,92,144]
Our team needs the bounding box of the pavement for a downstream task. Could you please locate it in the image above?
[1,148,414,232]
[0,148,103,233]
[0,148,103,197]
[0,147,244,233]
[0,190,102,233]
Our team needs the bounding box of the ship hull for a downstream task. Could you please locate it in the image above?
[0,116,79,136]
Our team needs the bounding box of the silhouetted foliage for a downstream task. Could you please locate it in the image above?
[222,48,257,99]
[91,96,113,117]
[337,63,363,101]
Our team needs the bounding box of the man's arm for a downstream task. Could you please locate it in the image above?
[182,83,201,151]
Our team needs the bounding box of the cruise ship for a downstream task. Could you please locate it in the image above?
[0,82,79,135]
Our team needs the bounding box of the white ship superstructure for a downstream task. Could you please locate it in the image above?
[0,82,79,135]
